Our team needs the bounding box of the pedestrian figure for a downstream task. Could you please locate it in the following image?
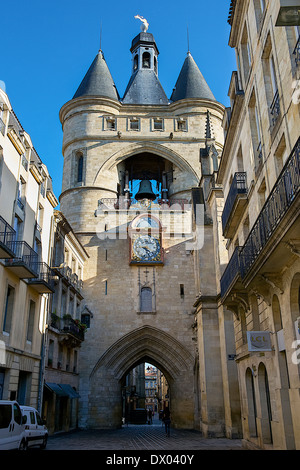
[148,409,153,424]
[162,407,171,437]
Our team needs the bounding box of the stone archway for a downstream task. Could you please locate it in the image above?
[88,325,195,429]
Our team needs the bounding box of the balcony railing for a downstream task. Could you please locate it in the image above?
[240,137,300,279]
[5,240,39,278]
[220,246,242,299]
[52,264,83,292]
[222,172,247,235]
[98,197,189,211]
[50,314,85,342]
[27,262,55,293]
[0,216,16,258]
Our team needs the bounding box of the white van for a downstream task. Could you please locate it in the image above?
[0,400,27,450]
[20,406,48,449]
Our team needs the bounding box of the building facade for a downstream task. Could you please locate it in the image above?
[58,24,240,436]
[217,0,300,449]
[42,210,88,434]
[0,86,58,409]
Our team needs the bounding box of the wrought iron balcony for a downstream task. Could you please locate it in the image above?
[220,246,242,299]
[27,262,55,293]
[49,314,85,344]
[240,137,300,279]
[61,317,85,342]
[52,264,83,293]
[222,172,248,238]
[98,197,188,211]
[5,240,38,278]
[0,216,16,259]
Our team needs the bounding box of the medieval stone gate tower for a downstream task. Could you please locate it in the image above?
[59,23,239,436]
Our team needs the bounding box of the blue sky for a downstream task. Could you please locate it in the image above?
[1,0,236,199]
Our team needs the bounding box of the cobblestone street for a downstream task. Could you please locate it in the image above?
[46,416,243,451]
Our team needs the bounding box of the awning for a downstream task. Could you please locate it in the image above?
[59,383,80,399]
[45,382,80,398]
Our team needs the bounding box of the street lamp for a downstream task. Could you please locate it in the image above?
[276,0,300,26]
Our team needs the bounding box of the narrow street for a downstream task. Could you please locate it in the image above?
[46,415,243,451]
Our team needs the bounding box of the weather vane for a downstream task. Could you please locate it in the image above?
[134,15,149,32]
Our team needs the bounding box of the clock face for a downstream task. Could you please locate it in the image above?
[132,235,161,262]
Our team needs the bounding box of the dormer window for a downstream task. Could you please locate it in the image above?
[129,117,140,131]
[142,52,151,68]
[153,118,163,131]
[105,116,116,130]
[176,118,187,132]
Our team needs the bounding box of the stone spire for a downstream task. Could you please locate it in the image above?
[170,52,216,102]
[122,29,168,105]
[73,50,119,100]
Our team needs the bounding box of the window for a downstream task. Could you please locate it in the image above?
[248,89,263,171]
[180,284,185,298]
[153,118,163,131]
[3,285,15,334]
[13,215,23,241]
[258,179,266,210]
[105,116,116,130]
[133,54,138,71]
[26,300,35,343]
[48,340,54,367]
[81,313,90,328]
[140,287,152,312]
[254,0,266,30]
[142,52,151,68]
[262,34,280,127]
[129,118,140,131]
[77,155,83,183]
[241,24,252,83]
[176,118,187,131]
[274,134,286,177]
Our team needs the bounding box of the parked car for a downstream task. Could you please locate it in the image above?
[20,406,48,449]
[0,400,27,450]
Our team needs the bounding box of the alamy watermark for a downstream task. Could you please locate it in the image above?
[95,201,205,251]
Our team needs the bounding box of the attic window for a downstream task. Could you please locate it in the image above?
[129,117,140,131]
[105,116,116,130]
[176,118,187,132]
[153,118,163,131]
[142,52,151,69]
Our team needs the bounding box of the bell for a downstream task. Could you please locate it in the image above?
[135,179,156,200]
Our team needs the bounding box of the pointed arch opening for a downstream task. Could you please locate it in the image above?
[89,325,195,429]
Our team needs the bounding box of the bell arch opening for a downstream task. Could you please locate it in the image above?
[121,359,171,425]
[117,151,177,201]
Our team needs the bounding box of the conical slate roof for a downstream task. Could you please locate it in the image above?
[170,53,216,102]
[73,50,119,100]
[122,69,169,105]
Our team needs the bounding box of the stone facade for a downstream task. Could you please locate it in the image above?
[0,86,58,409]
[218,0,300,449]
[58,29,239,435]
